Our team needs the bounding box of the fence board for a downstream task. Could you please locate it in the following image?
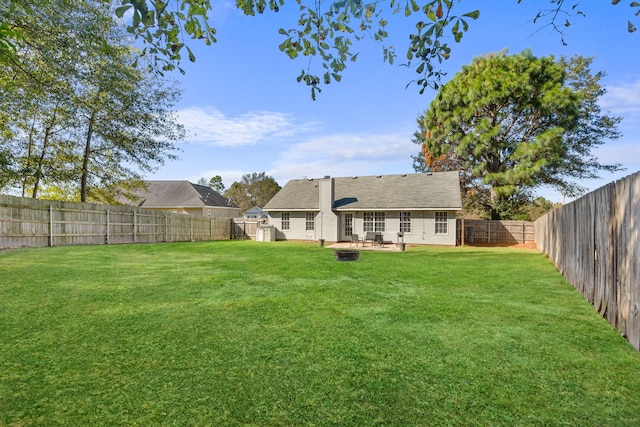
[535,171,640,350]
[0,195,232,248]
[232,219,266,240]
[461,220,534,245]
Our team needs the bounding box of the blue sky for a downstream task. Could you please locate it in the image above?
[150,1,640,203]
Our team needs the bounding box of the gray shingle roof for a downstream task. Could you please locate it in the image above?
[263,172,462,211]
[137,181,238,208]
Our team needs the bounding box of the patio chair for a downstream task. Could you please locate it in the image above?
[350,234,362,248]
[364,231,377,247]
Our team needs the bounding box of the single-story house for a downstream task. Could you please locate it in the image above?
[133,181,240,218]
[243,206,268,219]
[262,172,462,246]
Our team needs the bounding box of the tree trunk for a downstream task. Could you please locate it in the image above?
[31,103,59,198]
[489,182,500,220]
[80,109,97,203]
[21,109,38,198]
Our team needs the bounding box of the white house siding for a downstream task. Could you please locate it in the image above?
[341,210,457,246]
[270,212,320,241]
[269,210,457,245]
[409,211,458,246]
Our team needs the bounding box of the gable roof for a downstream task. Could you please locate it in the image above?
[137,181,238,209]
[263,172,461,211]
[243,206,265,215]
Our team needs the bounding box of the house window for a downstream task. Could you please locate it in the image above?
[364,211,385,232]
[375,212,385,232]
[306,212,315,231]
[282,212,290,230]
[344,213,353,236]
[435,211,448,234]
[362,212,373,231]
[400,212,411,233]
[364,212,374,232]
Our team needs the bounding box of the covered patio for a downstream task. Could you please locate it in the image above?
[327,241,406,252]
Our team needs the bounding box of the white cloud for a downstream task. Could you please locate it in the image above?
[271,131,418,183]
[178,106,319,147]
[601,79,640,118]
[281,133,413,161]
[166,106,421,186]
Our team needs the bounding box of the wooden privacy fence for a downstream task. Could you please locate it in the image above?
[535,171,640,350]
[0,195,232,248]
[458,219,534,245]
[232,218,266,240]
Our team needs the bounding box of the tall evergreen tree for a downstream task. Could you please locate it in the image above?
[414,51,621,219]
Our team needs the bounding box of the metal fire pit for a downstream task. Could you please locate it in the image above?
[334,249,360,261]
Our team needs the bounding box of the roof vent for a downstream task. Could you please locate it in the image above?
[352,176,358,179]
[376,175,382,178]
[401,174,407,177]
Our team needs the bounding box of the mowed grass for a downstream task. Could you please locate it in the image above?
[1,241,640,426]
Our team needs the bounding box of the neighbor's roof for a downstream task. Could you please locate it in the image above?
[263,172,462,211]
[136,181,239,209]
[243,206,265,214]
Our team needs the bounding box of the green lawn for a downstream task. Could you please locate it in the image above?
[1,241,640,426]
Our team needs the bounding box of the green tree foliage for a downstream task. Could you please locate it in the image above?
[0,1,184,202]
[414,51,621,219]
[197,175,225,193]
[224,172,281,213]
[0,149,15,189]
[73,45,184,203]
[524,196,562,221]
[411,116,489,217]
[118,0,639,98]
[0,0,90,197]
[2,70,79,198]
[550,55,623,196]
[2,2,638,98]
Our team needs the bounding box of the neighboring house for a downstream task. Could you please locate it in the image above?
[134,181,240,218]
[243,206,268,219]
[263,172,462,246]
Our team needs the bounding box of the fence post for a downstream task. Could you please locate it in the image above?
[190,216,193,241]
[49,205,54,247]
[106,209,110,245]
[133,208,137,243]
[461,218,465,246]
[165,213,168,242]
